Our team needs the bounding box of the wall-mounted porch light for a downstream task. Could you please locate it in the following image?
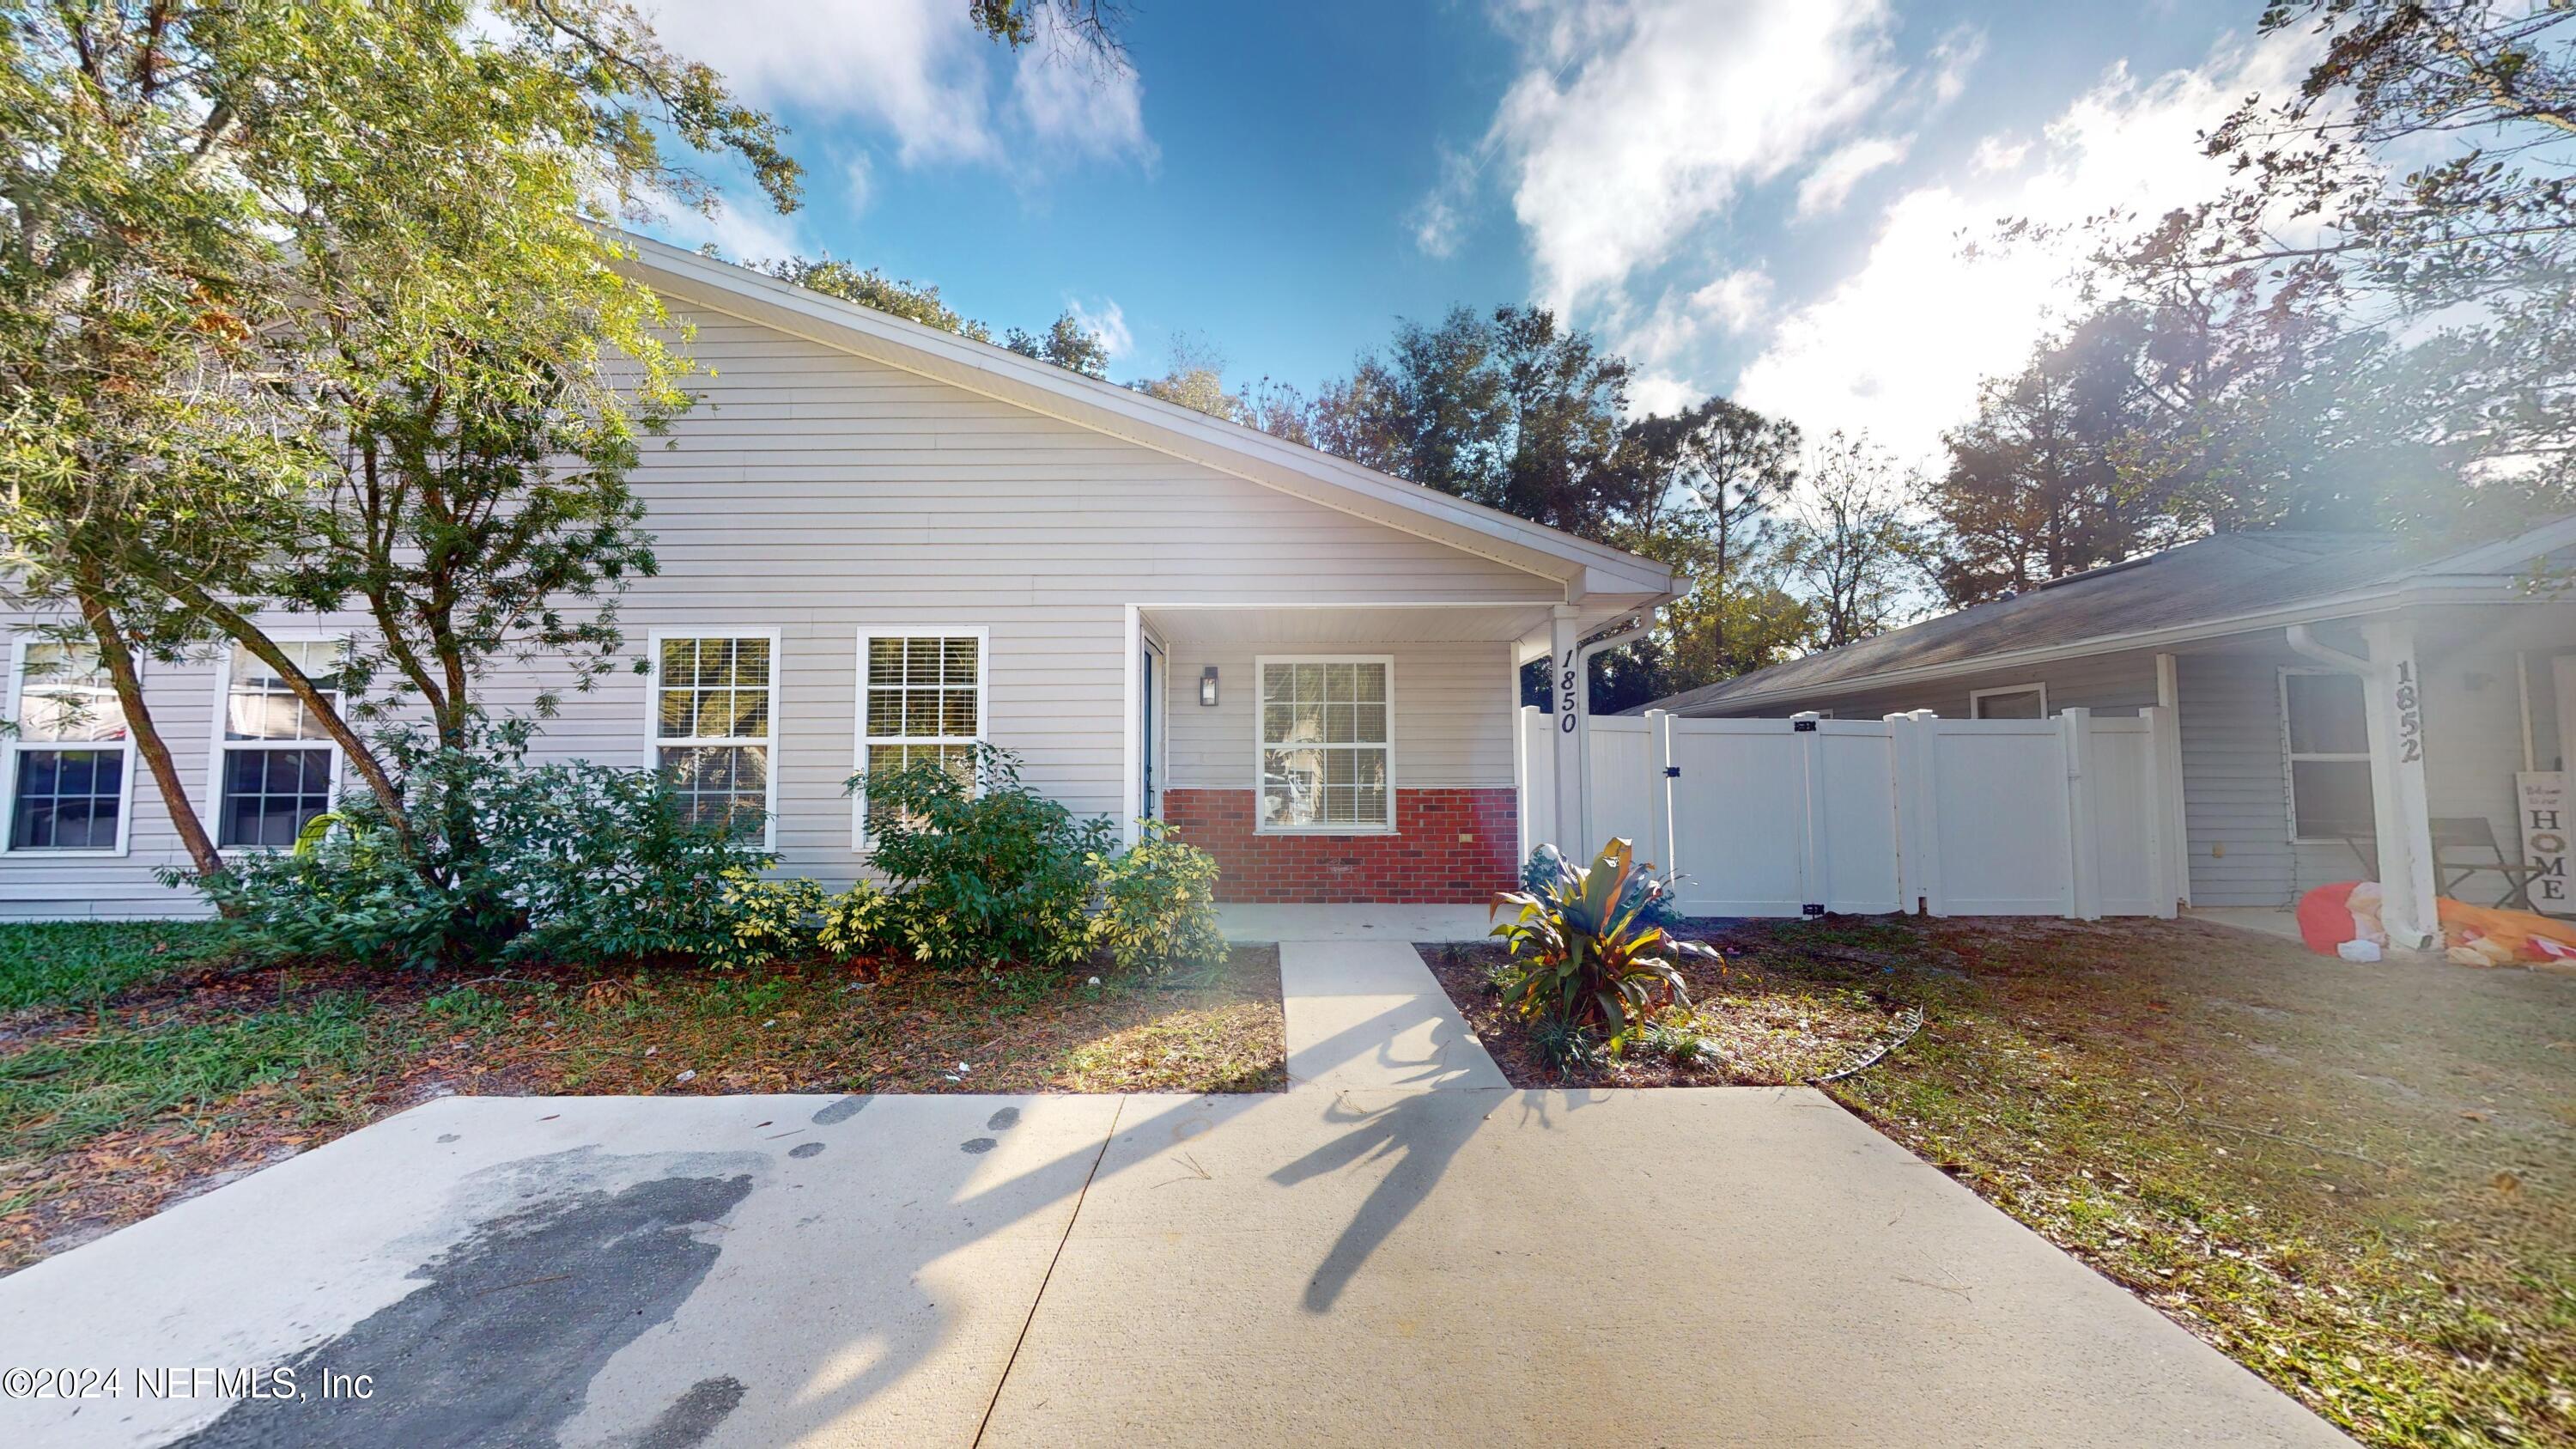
[1200,666,1220,707]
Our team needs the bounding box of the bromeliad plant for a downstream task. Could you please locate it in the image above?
[1489,838,1720,1054]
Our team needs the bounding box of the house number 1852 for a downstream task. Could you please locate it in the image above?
[2393,661,2423,764]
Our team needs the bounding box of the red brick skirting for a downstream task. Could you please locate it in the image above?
[1162,788,1518,904]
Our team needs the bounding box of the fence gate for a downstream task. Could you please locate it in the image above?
[1520,706,2178,920]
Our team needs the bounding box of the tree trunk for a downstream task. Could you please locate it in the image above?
[72,580,224,880]
[150,576,433,880]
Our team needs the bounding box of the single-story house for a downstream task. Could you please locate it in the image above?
[0,235,1675,919]
[1636,526,2576,944]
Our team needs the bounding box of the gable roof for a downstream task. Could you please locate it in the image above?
[612,234,1674,610]
[1643,519,2576,715]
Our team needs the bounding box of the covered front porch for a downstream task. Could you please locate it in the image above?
[2174,593,2576,943]
[1122,598,1653,904]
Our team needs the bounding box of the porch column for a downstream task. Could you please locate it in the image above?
[2361,619,2439,949]
[1550,604,1584,855]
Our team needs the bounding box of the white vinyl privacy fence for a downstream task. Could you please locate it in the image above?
[1520,707,2184,920]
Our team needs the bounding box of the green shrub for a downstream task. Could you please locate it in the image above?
[1637,1008,1719,1068]
[189,721,781,971]
[1488,837,1719,1054]
[1089,819,1225,976]
[848,744,1115,969]
[1528,1015,1602,1072]
[816,879,896,959]
[702,874,829,972]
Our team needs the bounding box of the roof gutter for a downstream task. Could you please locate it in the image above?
[1673,575,2527,715]
[2283,623,2372,673]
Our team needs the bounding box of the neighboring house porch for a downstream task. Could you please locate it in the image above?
[1637,525,2576,947]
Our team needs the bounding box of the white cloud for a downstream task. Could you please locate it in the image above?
[1793,136,1911,221]
[1482,0,1902,312]
[1068,297,1133,362]
[1410,148,1478,259]
[1924,27,1984,106]
[1970,135,2030,174]
[645,194,810,264]
[1627,372,1705,417]
[1013,29,1155,164]
[1733,31,2316,465]
[1617,268,1775,370]
[639,0,1150,175]
[841,154,875,213]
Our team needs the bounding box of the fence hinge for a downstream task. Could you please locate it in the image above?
[1801,903,1826,916]
[1792,719,1818,732]
[1663,765,1680,778]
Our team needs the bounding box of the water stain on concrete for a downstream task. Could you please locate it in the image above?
[959,1137,998,1155]
[811,1095,868,1126]
[633,1374,747,1449]
[172,1170,753,1448]
[986,1107,1020,1132]
[787,1142,825,1160]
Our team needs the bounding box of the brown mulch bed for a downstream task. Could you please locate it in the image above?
[0,945,1281,1276]
[1422,926,1911,1086]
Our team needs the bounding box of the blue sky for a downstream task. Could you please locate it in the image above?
[640,0,2308,464]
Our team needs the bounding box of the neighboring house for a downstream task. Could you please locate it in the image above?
[1636,527,2576,927]
[0,235,1674,919]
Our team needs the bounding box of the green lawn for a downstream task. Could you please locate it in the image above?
[0,927,1281,1273]
[0,920,234,1014]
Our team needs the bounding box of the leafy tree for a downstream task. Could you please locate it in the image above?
[1930,314,2172,606]
[1130,333,1247,420]
[1619,399,1807,683]
[1781,434,1928,650]
[1261,305,1649,538]
[1005,312,1113,378]
[2139,0,2576,530]
[3,0,1112,890]
[760,257,996,340]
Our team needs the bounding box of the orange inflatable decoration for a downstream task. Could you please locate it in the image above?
[2296,880,2576,972]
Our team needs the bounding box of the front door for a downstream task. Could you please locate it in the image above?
[1141,637,1165,819]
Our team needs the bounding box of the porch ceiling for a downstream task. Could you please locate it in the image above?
[1139,601,1563,646]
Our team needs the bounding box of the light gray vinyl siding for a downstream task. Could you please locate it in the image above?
[1161,640,1517,792]
[0,307,1557,917]
[0,652,220,919]
[2177,636,2537,908]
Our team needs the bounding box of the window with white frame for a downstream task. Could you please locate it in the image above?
[6,641,134,853]
[1970,683,2048,719]
[652,633,776,838]
[2282,668,2375,840]
[857,632,984,837]
[216,640,343,849]
[1258,657,1392,832]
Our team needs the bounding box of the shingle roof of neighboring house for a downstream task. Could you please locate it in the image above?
[1639,523,2572,716]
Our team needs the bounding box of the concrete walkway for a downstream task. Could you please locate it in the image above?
[1279,939,1509,1092]
[0,1089,2350,1448]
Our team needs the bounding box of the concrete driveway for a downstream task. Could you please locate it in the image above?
[0,1085,2347,1447]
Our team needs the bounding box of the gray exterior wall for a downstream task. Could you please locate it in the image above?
[0,304,1558,919]
[1159,639,1516,794]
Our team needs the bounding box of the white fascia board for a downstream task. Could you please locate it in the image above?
[614,234,1674,600]
[1681,577,2543,715]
